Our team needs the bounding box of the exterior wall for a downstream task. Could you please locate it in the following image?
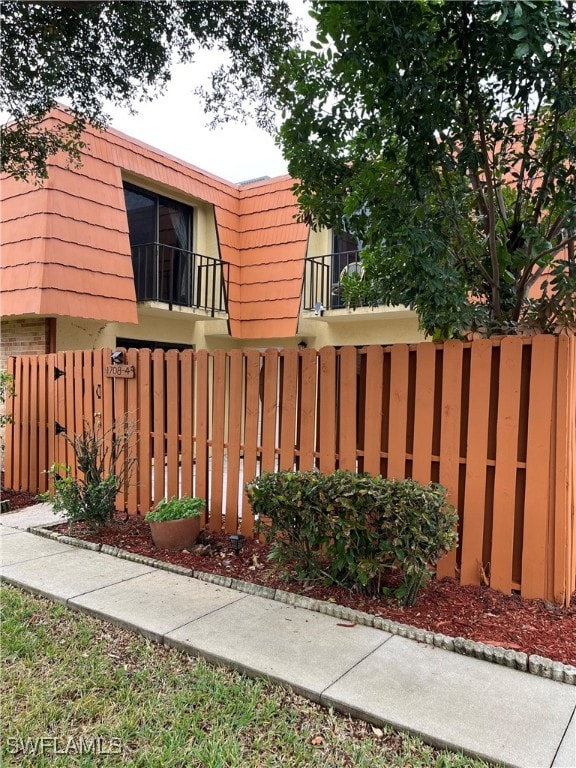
[55,315,325,353]
[307,228,333,259]
[298,309,426,348]
[55,313,229,353]
[0,318,52,371]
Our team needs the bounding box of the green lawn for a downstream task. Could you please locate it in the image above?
[1,584,495,768]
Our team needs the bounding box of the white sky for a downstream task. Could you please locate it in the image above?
[105,0,312,185]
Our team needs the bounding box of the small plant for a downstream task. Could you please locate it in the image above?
[0,371,15,432]
[41,415,137,529]
[340,271,379,310]
[146,495,205,523]
[246,470,458,606]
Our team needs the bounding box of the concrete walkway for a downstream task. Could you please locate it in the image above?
[1,505,574,768]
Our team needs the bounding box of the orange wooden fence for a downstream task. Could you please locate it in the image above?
[4,336,575,605]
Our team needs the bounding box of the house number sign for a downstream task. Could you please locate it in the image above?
[105,365,135,379]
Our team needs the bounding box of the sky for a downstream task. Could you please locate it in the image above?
[105,1,312,185]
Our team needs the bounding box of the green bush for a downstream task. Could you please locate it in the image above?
[246,470,458,606]
[43,464,119,528]
[41,415,136,529]
[146,495,205,523]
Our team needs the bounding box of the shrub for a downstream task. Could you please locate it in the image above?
[145,495,205,523]
[245,470,333,580]
[0,371,14,431]
[246,470,458,606]
[41,415,137,529]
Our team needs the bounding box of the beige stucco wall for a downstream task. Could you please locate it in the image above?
[298,307,426,348]
[55,310,232,352]
[54,307,425,355]
[306,228,333,259]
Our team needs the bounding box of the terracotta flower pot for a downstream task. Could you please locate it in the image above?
[148,516,201,551]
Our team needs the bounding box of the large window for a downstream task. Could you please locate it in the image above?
[124,183,193,306]
[124,184,192,251]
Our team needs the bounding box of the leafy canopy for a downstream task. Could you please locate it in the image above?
[276,0,576,337]
[1,0,299,181]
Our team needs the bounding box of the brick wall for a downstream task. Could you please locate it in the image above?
[0,318,52,371]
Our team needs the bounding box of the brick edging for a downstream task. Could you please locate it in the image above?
[30,525,576,686]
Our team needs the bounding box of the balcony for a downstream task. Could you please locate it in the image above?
[302,250,363,312]
[131,243,228,316]
[301,251,415,325]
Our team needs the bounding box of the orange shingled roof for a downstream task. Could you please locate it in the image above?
[232,176,308,339]
[1,109,309,339]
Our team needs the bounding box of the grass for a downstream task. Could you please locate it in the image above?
[1,584,497,768]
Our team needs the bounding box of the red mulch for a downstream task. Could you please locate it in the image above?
[0,485,38,511]
[52,513,576,667]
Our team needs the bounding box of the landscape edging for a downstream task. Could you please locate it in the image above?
[29,525,576,686]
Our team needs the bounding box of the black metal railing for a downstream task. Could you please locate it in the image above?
[302,250,362,311]
[131,243,229,316]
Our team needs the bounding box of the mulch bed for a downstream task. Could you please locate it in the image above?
[0,485,38,512]
[51,513,576,667]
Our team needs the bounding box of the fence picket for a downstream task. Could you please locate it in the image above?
[37,354,48,493]
[262,349,279,473]
[137,349,152,515]
[101,349,115,503]
[226,350,243,533]
[56,352,67,473]
[152,350,166,506]
[388,345,409,479]
[3,357,16,488]
[460,339,492,586]
[20,357,30,490]
[411,343,436,484]
[195,351,209,527]
[241,350,261,535]
[166,350,180,500]
[338,347,357,471]
[319,347,337,474]
[298,349,317,470]
[210,349,227,530]
[552,335,574,605]
[363,346,384,476]
[46,354,56,493]
[279,349,298,472]
[521,335,555,598]
[490,337,523,594]
[112,357,128,511]
[436,341,464,580]
[126,348,139,514]
[28,357,39,492]
[180,350,194,500]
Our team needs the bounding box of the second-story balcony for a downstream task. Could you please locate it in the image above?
[302,250,364,312]
[131,243,229,316]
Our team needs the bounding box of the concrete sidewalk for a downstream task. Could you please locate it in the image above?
[1,506,574,768]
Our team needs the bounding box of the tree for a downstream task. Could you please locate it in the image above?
[275,0,576,337]
[1,0,298,182]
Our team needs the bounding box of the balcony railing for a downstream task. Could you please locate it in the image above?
[302,250,362,311]
[131,243,228,316]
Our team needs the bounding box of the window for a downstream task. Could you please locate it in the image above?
[124,184,192,251]
[124,183,193,306]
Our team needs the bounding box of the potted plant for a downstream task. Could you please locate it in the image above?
[145,495,205,551]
